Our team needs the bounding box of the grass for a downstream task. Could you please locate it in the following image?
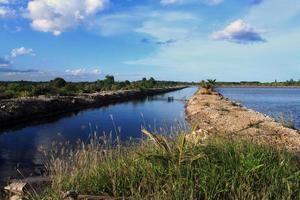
[31,130,300,200]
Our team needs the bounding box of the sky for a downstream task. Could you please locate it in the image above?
[0,0,299,82]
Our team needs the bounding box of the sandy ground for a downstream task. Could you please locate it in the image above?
[186,89,300,154]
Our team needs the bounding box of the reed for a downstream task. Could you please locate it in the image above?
[32,130,300,200]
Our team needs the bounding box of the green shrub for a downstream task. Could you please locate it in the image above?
[51,77,67,88]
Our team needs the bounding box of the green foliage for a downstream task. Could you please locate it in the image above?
[0,77,187,99]
[218,79,300,87]
[200,79,217,94]
[104,75,115,85]
[34,131,300,200]
[51,77,67,88]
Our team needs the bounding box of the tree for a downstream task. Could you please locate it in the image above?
[200,79,217,94]
[148,77,156,87]
[105,75,115,85]
[51,77,67,88]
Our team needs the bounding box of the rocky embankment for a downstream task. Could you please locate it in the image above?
[186,89,300,154]
[0,87,185,128]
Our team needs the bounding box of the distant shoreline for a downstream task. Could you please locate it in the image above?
[217,85,300,88]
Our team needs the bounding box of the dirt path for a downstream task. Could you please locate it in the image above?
[186,89,300,154]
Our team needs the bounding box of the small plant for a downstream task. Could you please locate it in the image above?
[200,79,216,94]
[218,107,230,112]
[203,102,210,107]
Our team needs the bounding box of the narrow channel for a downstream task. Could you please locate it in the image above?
[0,87,197,183]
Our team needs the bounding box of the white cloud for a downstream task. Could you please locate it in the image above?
[211,19,266,44]
[27,0,109,35]
[160,0,223,6]
[65,68,102,76]
[10,47,35,58]
[0,6,15,17]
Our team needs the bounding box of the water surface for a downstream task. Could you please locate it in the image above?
[217,87,300,129]
[0,87,197,182]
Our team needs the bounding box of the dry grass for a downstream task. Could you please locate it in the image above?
[32,130,300,200]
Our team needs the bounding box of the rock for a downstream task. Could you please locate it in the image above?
[63,191,78,199]
[4,182,28,196]
[10,195,23,200]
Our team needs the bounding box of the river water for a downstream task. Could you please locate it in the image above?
[0,87,197,182]
[1,86,300,183]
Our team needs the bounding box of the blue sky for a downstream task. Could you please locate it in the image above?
[0,0,299,82]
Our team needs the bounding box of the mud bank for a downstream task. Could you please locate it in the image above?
[0,86,185,128]
[186,89,300,154]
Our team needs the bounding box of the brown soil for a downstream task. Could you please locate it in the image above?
[186,88,300,154]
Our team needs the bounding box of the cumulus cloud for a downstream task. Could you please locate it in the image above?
[211,19,266,44]
[27,0,109,35]
[10,47,35,58]
[65,68,102,76]
[160,0,223,6]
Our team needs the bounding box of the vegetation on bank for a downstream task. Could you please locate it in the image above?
[0,76,189,99]
[200,79,216,94]
[32,130,300,200]
[217,79,300,87]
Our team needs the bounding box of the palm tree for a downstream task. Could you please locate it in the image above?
[200,79,216,94]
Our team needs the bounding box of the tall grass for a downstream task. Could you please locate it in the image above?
[33,130,300,200]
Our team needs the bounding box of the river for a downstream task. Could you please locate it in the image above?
[0,87,197,183]
[2,86,300,183]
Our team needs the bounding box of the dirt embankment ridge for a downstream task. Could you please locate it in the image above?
[0,86,185,128]
[186,89,300,154]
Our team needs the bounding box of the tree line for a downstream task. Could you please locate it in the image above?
[0,76,189,99]
[217,79,300,87]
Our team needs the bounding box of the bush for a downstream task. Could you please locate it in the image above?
[51,77,67,88]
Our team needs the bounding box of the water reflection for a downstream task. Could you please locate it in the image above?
[0,87,197,183]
